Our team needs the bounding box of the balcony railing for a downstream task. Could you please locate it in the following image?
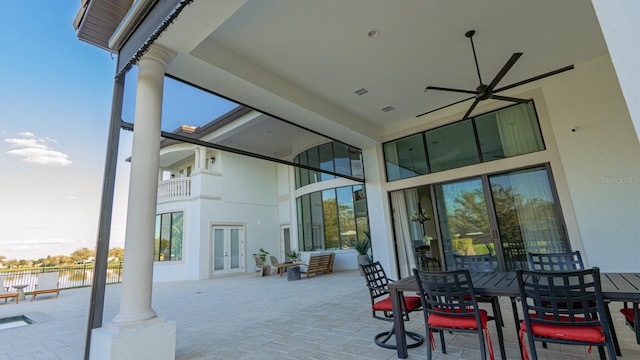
[158,177,191,201]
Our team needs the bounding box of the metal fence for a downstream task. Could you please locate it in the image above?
[0,262,123,293]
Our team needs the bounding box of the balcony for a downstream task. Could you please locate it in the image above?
[158,177,191,202]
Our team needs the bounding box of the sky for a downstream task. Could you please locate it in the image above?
[0,2,237,260]
[0,2,121,260]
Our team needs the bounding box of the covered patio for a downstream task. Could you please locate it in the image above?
[70,1,640,358]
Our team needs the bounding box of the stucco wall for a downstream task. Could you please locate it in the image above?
[539,55,640,271]
[154,152,281,282]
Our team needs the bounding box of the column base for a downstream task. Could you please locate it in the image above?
[89,319,176,360]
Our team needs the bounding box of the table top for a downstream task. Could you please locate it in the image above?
[275,262,301,268]
[389,271,640,302]
[12,284,29,289]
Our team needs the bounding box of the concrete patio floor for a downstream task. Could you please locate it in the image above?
[1,269,639,359]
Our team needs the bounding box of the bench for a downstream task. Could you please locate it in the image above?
[300,252,335,278]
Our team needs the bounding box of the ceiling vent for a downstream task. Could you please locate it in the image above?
[381,106,395,112]
[354,88,369,96]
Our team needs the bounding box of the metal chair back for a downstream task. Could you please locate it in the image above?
[453,254,495,272]
[527,251,584,271]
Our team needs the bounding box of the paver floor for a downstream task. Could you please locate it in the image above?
[1,270,639,359]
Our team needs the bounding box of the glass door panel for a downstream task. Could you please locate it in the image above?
[488,166,568,270]
[230,229,240,269]
[435,177,496,270]
[213,229,224,271]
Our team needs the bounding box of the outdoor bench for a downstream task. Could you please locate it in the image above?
[299,252,335,278]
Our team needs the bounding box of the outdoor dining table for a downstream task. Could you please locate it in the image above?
[389,271,640,359]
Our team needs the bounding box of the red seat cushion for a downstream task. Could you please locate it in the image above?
[520,314,605,343]
[372,295,421,312]
[428,308,489,330]
[620,308,638,324]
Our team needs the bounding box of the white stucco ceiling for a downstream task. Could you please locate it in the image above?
[155,0,608,151]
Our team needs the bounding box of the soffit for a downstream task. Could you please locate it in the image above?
[74,0,134,52]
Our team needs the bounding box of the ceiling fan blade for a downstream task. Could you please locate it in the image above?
[487,52,522,90]
[491,95,530,104]
[416,96,475,118]
[494,64,574,93]
[425,86,478,95]
[462,99,480,120]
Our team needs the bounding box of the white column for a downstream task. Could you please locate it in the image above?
[199,147,208,170]
[113,45,174,325]
[91,45,177,360]
[194,148,201,170]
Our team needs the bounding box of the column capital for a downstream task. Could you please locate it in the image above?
[140,44,176,69]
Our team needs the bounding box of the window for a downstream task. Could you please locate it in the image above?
[154,211,183,261]
[426,120,479,172]
[383,133,428,181]
[383,102,545,181]
[475,102,544,160]
[294,141,364,188]
[297,185,369,250]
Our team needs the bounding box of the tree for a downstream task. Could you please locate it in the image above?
[108,247,124,261]
[70,248,96,263]
[448,188,490,238]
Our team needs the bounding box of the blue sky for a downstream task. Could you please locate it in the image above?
[0,2,118,260]
[0,3,237,260]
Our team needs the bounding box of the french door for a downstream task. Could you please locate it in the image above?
[210,225,245,276]
[434,165,569,271]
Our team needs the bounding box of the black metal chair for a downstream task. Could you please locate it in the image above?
[452,254,504,328]
[413,268,505,360]
[527,251,621,355]
[360,261,423,349]
[619,302,640,344]
[517,268,617,360]
[527,251,584,271]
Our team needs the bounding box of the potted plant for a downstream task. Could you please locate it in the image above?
[285,249,299,263]
[255,248,269,262]
[354,233,372,275]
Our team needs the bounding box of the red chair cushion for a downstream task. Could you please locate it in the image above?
[520,314,605,343]
[428,308,489,330]
[372,295,421,312]
[620,308,638,324]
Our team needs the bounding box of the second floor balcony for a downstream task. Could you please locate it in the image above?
[158,177,191,202]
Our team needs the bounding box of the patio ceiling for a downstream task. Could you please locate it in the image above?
[79,1,610,154]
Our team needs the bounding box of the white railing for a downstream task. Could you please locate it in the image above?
[158,177,191,201]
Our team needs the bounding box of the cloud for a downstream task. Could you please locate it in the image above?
[5,132,72,166]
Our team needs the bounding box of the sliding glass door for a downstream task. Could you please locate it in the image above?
[433,165,568,271]
[488,167,568,270]
[435,177,497,271]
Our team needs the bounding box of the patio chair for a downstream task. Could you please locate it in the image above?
[527,250,584,271]
[254,255,276,276]
[516,268,617,360]
[360,261,423,349]
[413,268,505,360]
[1,280,19,304]
[619,302,640,344]
[31,272,60,301]
[452,254,504,327]
[527,251,620,355]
